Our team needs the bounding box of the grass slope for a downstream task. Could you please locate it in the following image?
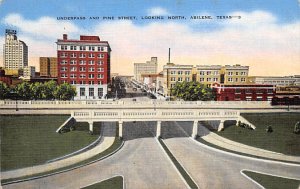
[243,170,300,189]
[81,176,123,189]
[0,115,99,171]
[217,113,300,155]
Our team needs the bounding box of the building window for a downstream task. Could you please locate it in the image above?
[79,60,86,65]
[178,77,183,81]
[170,84,175,88]
[213,78,218,82]
[98,54,104,58]
[89,88,94,96]
[98,81,103,85]
[70,74,77,78]
[235,78,239,82]
[79,53,86,58]
[98,60,103,65]
[98,46,104,51]
[241,72,246,75]
[185,71,190,75]
[170,71,176,75]
[200,71,205,75]
[89,53,95,58]
[89,46,95,51]
[60,52,67,58]
[89,67,95,72]
[60,60,67,65]
[88,60,95,65]
[235,89,241,94]
[88,74,94,78]
[79,67,86,72]
[267,89,273,94]
[207,78,211,82]
[70,46,77,50]
[214,71,219,75]
[70,80,76,84]
[199,78,204,82]
[178,71,183,75]
[61,67,67,72]
[98,88,103,97]
[171,77,176,81]
[70,67,77,72]
[236,72,239,75]
[80,74,86,78]
[206,71,211,75]
[228,78,233,82]
[241,78,246,82]
[228,72,233,76]
[60,73,67,78]
[80,88,85,96]
[246,89,252,94]
[61,45,67,50]
[80,46,86,51]
[80,81,86,84]
[70,60,77,65]
[97,74,104,79]
[97,67,104,72]
[89,81,94,85]
[70,53,76,58]
[186,77,190,82]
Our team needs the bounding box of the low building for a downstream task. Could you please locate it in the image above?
[21,66,35,79]
[212,83,275,101]
[272,86,300,105]
[249,75,300,86]
[134,57,158,82]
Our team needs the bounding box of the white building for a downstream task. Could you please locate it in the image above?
[134,57,158,82]
[249,75,300,86]
[3,29,28,69]
[22,66,36,79]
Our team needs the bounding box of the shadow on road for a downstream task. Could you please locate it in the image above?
[122,121,156,141]
[161,121,192,139]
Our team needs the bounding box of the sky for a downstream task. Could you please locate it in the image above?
[0,0,299,76]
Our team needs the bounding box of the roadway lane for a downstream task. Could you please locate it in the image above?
[163,121,300,189]
[3,122,186,189]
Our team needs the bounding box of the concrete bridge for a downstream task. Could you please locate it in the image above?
[70,109,252,138]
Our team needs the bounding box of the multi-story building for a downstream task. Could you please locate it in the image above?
[162,63,249,96]
[212,83,275,101]
[196,65,222,87]
[248,75,300,86]
[134,57,158,82]
[163,63,194,96]
[22,66,35,79]
[221,64,249,85]
[40,57,58,77]
[3,29,28,70]
[56,34,111,99]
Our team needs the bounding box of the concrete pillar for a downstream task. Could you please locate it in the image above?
[119,121,123,138]
[218,120,225,132]
[192,120,198,138]
[156,121,161,138]
[89,121,93,133]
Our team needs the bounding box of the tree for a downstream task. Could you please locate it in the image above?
[43,80,57,100]
[54,83,77,100]
[0,82,10,99]
[294,121,300,134]
[15,82,32,100]
[30,82,45,100]
[171,81,214,101]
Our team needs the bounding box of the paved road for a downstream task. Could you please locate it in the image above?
[3,122,186,189]
[162,121,300,189]
[3,121,300,189]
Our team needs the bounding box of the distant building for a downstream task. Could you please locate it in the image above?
[21,66,36,79]
[212,83,275,101]
[249,75,300,86]
[40,57,58,77]
[272,85,300,105]
[134,57,158,82]
[162,63,249,96]
[56,34,111,99]
[3,29,28,69]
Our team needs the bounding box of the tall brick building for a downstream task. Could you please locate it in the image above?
[40,57,58,77]
[56,34,111,99]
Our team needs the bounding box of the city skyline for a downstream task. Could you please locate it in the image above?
[0,0,299,76]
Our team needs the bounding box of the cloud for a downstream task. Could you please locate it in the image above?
[2,13,81,39]
[0,0,3,5]
[0,10,299,76]
[147,7,170,16]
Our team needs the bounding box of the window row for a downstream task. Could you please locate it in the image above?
[60,60,104,65]
[227,78,246,82]
[170,71,191,75]
[59,52,105,58]
[61,81,104,85]
[60,73,104,79]
[80,87,104,97]
[199,71,219,75]
[60,67,104,72]
[60,45,106,52]
[227,71,247,76]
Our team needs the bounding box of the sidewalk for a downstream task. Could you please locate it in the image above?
[198,126,300,163]
[1,123,116,180]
